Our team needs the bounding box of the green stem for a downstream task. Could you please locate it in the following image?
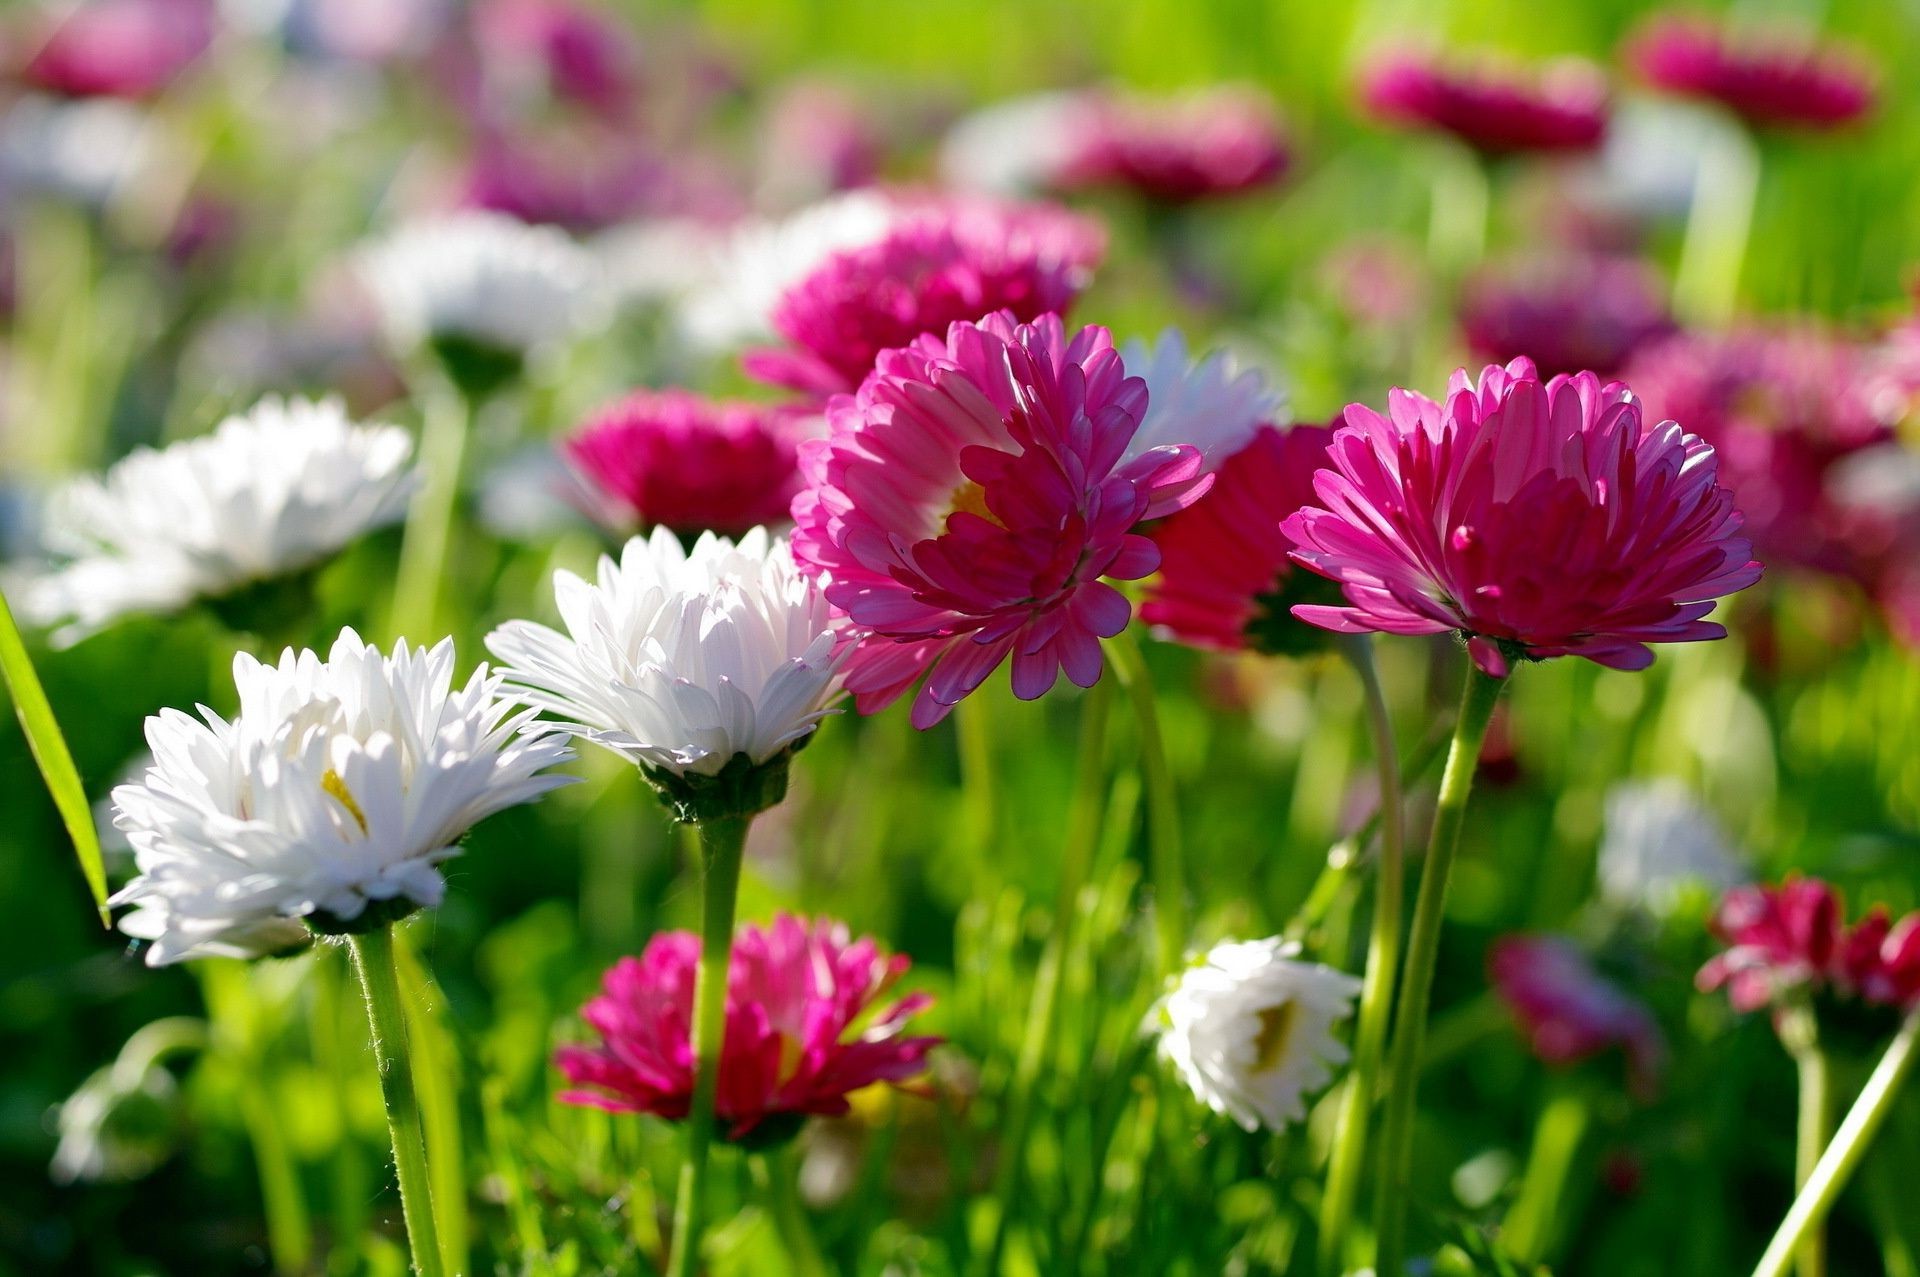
[1373,666,1507,1277]
[956,694,1000,849]
[1793,1039,1834,1277]
[1502,1086,1591,1263]
[753,1148,829,1277]
[388,376,470,643]
[1318,636,1406,1273]
[1108,632,1187,976]
[974,679,1112,1277]
[666,813,753,1277]
[348,928,445,1277]
[1673,116,1760,329]
[1754,1011,1920,1277]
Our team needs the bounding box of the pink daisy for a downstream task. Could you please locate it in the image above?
[564,389,807,537]
[470,0,644,122]
[1459,254,1674,379]
[1625,15,1876,131]
[1489,934,1665,1096]
[1281,357,1763,677]
[791,311,1206,727]
[21,0,213,101]
[744,196,1103,398]
[1060,85,1290,205]
[1359,48,1609,155]
[556,915,939,1140]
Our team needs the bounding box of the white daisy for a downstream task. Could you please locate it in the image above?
[110,629,574,965]
[1121,329,1282,473]
[485,527,845,784]
[355,209,603,354]
[0,94,155,207]
[22,397,417,643]
[1598,779,1746,918]
[1150,937,1361,1133]
[937,90,1100,196]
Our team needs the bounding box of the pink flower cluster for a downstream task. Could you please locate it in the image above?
[1359,48,1609,155]
[1061,86,1290,205]
[1489,934,1665,1096]
[1698,878,1920,1014]
[1626,15,1876,131]
[1283,358,1763,677]
[1459,254,1674,379]
[556,915,939,1139]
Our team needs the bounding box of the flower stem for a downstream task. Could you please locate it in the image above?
[389,374,469,644]
[1108,632,1187,976]
[347,927,444,1277]
[1674,116,1760,329]
[1502,1084,1591,1263]
[1780,1003,1834,1277]
[1754,1010,1920,1277]
[666,812,752,1277]
[753,1147,829,1277]
[1373,665,1507,1277]
[1318,636,1406,1273]
[975,679,1112,1277]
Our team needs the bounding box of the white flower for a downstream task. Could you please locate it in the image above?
[1150,937,1360,1133]
[110,629,574,965]
[938,91,1099,195]
[0,94,155,206]
[1598,779,1746,918]
[21,397,416,643]
[678,190,900,351]
[485,526,845,779]
[355,209,603,353]
[1120,329,1282,473]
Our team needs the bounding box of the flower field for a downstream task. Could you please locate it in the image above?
[3,2,1919,1275]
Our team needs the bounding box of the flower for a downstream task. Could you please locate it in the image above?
[789,311,1206,728]
[564,390,807,537]
[938,90,1108,196]
[1148,937,1360,1132]
[1282,357,1763,677]
[1700,878,1920,1014]
[22,398,417,644]
[460,126,670,232]
[1458,254,1674,379]
[471,0,643,121]
[1142,423,1340,655]
[355,210,603,357]
[1359,48,1609,155]
[1489,935,1665,1095]
[1625,16,1876,131]
[0,93,155,207]
[21,0,214,101]
[555,914,940,1140]
[485,527,844,812]
[742,195,1104,396]
[1118,329,1280,477]
[109,630,575,965]
[1597,778,1745,918]
[1059,85,1290,204]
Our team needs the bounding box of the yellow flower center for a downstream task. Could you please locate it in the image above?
[322,769,368,835]
[943,480,1003,530]
[1251,1000,1299,1074]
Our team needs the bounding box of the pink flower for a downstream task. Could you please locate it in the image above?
[1282,358,1763,677]
[461,126,671,231]
[744,197,1103,398]
[1359,48,1609,155]
[791,311,1204,727]
[21,0,213,100]
[1625,16,1876,131]
[1060,86,1290,204]
[1459,254,1674,379]
[565,390,806,537]
[1142,423,1342,654]
[471,0,644,121]
[1699,878,1920,1014]
[1489,935,1665,1096]
[556,915,939,1139]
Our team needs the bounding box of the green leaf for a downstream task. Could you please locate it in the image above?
[0,585,107,921]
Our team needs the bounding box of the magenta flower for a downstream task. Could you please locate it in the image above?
[565,390,806,537]
[1458,254,1674,379]
[791,311,1205,727]
[1701,879,1920,1015]
[461,127,672,231]
[1359,48,1609,155]
[471,0,644,121]
[556,915,938,1139]
[22,0,213,100]
[1489,935,1665,1096]
[1142,423,1340,655]
[744,196,1103,398]
[1061,85,1290,205]
[1625,15,1876,131]
[1281,358,1763,677]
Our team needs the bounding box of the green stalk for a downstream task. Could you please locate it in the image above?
[1754,1010,1920,1277]
[666,813,752,1277]
[1794,1041,1834,1277]
[753,1148,829,1277]
[1108,633,1187,976]
[1502,1086,1591,1263]
[1673,117,1760,329]
[347,928,445,1277]
[1373,666,1507,1277]
[974,679,1113,1277]
[389,375,470,644]
[239,1067,315,1274]
[1318,636,1406,1273]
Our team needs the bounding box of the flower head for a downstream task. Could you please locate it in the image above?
[1282,358,1763,677]
[1360,48,1609,155]
[471,0,643,120]
[1489,934,1665,1096]
[938,90,1109,196]
[22,397,417,644]
[790,311,1206,728]
[1699,878,1920,1015]
[1149,937,1360,1132]
[556,914,940,1140]
[743,195,1104,396]
[1597,778,1745,918]
[565,390,806,537]
[21,0,213,101]
[1626,16,1876,131]
[109,630,575,965]
[486,527,843,814]
[1459,254,1674,379]
[1060,85,1290,204]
